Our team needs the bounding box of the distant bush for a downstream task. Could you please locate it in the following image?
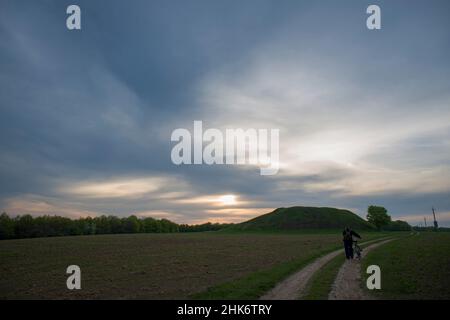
[0,212,231,240]
[413,226,450,232]
[0,213,15,239]
[179,222,234,232]
[384,220,412,231]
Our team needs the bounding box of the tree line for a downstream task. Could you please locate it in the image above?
[0,213,233,240]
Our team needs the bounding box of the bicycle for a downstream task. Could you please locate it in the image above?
[353,240,362,259]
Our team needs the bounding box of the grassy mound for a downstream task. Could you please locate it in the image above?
[230,206,374,231]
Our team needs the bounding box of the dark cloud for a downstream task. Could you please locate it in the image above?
[1,0,449,225]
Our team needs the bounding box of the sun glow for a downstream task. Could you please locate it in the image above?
[218,194,237,206]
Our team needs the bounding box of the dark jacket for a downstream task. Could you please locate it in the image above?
[342,229,361,242]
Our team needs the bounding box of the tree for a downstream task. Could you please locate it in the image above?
[94,215,111,234]
[367,206,391,230]
[143,217,158,233]
[14,214,35,238]
[122,215,140,233]
[0,212,15,239]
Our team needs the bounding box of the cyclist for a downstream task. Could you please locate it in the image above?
[342,227,361,259]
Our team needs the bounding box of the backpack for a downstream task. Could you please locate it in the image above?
[343,229,353,241]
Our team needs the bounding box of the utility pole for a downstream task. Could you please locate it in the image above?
[424,217,427,228]
[432,207,438,230]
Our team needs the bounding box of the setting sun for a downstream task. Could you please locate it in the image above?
[218,194,237,206]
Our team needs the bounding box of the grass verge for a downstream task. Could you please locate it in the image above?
[362,232,450,299]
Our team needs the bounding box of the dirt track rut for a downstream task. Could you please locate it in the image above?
[260,238,390,300]
[328,239,393,300]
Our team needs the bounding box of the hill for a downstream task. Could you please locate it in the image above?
[230,206,375,231]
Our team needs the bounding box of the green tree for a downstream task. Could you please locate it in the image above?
[122,215,140,233]
[94,216,111,234]
[14,214,36,238]
[143,217,158,233]
[107,215,122,234]
[0,212,15,239]
[367,205,391,230]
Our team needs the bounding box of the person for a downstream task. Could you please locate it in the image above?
[342,227,361,259]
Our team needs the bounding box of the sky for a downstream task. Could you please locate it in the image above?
[0,0,449,226]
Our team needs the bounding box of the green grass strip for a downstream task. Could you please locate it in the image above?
[302,254,345,300]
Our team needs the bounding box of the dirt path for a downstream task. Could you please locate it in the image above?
[328,239,393,300]
[260,238,389,300]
